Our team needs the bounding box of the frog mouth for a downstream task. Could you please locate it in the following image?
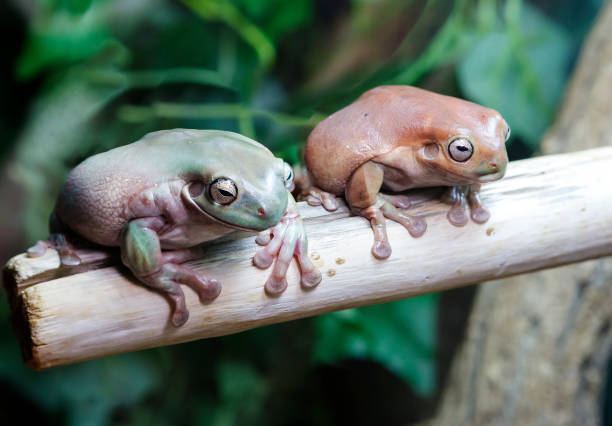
[184,196,264,232]
[477,170,505,183]
[196,206,267,232]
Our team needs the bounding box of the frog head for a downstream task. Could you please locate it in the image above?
[181,133,294,231]
[416,99,510,185]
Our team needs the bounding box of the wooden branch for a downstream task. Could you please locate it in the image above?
[4,147,612,369]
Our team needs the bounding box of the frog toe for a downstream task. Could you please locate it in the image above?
[407,216,427,237]
[253,249,275,269]
[60,253,81,266]
[255,230,272,246]
[27,240,50,258]
[166,263,222,303]
[306,195,322,206]
[301,269,322,289]
[265,277,288,296]
[171,309,189,327]
[372,240,392,259]
[196,278,222,302]
[447,205,469,226]
[300,187,340,211]
[470,206,490,224]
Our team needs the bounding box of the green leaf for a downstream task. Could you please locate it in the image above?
[234,0,313,41]
[313,294,438,396]
[16,3,115,79]
[457,2,572,147]
[182,0,276,67]
[61,0,94,15]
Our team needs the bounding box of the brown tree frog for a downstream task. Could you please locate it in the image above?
[301,86,509,259]
[27,129,322,326]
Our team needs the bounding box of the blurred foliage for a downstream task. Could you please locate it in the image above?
[0,0,605,425]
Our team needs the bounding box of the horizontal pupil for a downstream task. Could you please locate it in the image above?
[457,146,469,152]
[219,189,233,197]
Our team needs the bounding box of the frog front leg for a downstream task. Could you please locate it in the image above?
[253,194,322,295]
[442,183,490,226]
[121,218,221,327]
[346,161,427,259]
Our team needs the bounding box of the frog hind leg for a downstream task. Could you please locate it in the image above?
[27,213,81,266]
[442,183,490,226]
[120,219,221,327]
[298,186,341,211]
[346,162,427,260]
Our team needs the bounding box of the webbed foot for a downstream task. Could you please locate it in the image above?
[253,195,322,295]
[442,184,490,226]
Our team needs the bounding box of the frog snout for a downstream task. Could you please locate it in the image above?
[477,159,507,182]
[250,197,286,230]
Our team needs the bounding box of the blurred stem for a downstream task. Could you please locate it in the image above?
[117,102,326,127]
[237,110,255,138]
[475,0,498,31]
[84,67,235,90]
[182,0,275,68]
[391,0,471,84]
[218,28,237,84]
[504,0,553,116]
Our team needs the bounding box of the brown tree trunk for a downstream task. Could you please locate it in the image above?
[425,4,612,426]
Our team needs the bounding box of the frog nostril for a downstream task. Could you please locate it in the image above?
[258,207,266,216]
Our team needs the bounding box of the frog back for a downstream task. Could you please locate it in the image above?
[304,86,478,194]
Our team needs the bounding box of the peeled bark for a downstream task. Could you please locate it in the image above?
[428,4,612,425]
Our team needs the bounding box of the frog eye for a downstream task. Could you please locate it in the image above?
[448,138,474,162]
[209,178,238,205]
[283,163,294,190]
[505,125,511,142]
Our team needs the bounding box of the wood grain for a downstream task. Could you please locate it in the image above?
[4,147,612,369]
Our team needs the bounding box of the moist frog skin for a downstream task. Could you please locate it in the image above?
[28,129,321,326]
[301,85,510,259]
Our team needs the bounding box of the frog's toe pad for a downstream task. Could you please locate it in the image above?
[253,250,274,269]
[265,277,288,296]
[27,241,49,258]
[471,207,490,224]
[171,309,189,327]
[447,206,469,226]
[322,196,340,212]
[301,269,322,289]
[199,279,222,302]
[60,253,81,266]
[372,241,392,259]
[407,216,427,237]
[255,231,272,246]
[306,195,322,207]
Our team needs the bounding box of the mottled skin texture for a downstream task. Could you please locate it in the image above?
[28,129,322,326]
[301,86,509,259]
